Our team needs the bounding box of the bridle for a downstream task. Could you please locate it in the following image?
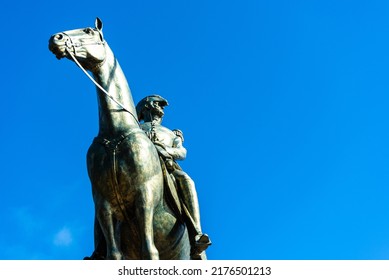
[63,30,105,58]
[62,30,140,125]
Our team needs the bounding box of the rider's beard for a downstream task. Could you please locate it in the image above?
[152,107,164,118]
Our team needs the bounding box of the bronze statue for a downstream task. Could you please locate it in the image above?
[48,18,210,260]
[136,95,211,259]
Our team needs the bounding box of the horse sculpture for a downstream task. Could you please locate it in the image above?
[48,18,191,259]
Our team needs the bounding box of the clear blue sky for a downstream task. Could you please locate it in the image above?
[1,0,389,260]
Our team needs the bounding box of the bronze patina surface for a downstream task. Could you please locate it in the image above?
[48,18,186,260]
[48,18,210,260]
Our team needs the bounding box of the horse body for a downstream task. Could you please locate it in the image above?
[49,18,190,259]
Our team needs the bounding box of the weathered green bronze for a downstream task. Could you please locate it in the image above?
[48,18,211,260]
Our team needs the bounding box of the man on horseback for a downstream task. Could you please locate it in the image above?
[136,95,211,259]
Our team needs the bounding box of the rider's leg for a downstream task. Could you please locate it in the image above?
[172,170,201,232]
[172,170,211,258]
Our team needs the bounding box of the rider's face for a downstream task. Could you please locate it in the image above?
[150,101,165,117]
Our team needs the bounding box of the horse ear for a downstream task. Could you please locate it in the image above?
[95,17,103,31]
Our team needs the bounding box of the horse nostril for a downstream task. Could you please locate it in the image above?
[54,33,64,41]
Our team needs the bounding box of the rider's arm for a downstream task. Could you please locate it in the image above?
[153,130,187,161]
[165,136,187,161]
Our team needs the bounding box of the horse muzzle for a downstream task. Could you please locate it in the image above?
[48,33,69,59]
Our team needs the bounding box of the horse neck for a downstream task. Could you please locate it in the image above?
[91,44,139,137]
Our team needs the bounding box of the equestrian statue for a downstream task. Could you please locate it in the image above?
[48,18,210,260]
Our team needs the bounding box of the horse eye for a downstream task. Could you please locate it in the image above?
[85,28,94,34]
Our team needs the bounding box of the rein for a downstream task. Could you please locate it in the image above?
[63,34,140,125]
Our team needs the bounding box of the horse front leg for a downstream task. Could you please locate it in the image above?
[135,190,159,260]
[95,200,123,260]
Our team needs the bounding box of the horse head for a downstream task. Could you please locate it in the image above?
[49,18,106,70]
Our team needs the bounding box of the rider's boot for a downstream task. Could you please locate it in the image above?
[190,233,212,260]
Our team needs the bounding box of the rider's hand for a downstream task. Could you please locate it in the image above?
[153,140,166,149]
